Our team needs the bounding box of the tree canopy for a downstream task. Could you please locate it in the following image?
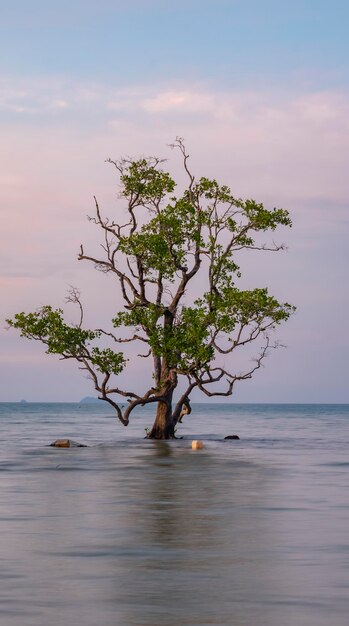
[8,139,295,438]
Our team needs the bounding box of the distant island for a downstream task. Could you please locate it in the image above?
[79,396,100,404]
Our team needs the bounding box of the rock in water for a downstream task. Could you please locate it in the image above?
[49,439,87,448]
[224,435,240,440]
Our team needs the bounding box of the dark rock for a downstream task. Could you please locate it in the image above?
[224,435,240,440]
[49,439,88,448]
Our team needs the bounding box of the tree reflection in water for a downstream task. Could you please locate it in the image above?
[108,441,277,626]
[1,440,281,626]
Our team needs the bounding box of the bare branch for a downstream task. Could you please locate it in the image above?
[123,390,168,423]
[169,137,195,199]
[78,245,141,306]
[95,329,149,344]
[138,349,152,358]
[87,196,119,239]
[65,285,84,328]
[193,337,273,398]
[78,358,128,425]
[212,321,276,354]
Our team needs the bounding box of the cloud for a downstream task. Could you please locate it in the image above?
[1,77,348,225]
[1,79,348,289]
[0,77,102,116]
[142,90,215,113]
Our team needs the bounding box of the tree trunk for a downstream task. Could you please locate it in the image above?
[148,309,176,439]
[148,398,175,439]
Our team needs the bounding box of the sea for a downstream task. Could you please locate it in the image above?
[0,402,349,626]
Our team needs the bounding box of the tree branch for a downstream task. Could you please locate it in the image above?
[95,329,149,344]
[193,337,272,397]
[65,286,84,328]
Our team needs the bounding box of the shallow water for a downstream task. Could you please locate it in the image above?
[1,403,349,625]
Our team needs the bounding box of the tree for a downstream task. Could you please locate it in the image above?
[7,139,295,439]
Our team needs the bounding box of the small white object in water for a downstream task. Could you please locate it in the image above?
[191,440,204,450]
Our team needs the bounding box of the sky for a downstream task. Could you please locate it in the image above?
[1,0,348,402]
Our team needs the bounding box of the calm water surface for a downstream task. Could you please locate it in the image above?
[0,403,349,626]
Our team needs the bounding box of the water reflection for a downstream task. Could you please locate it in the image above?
[2,435,347,626]
[105,442,275,626]
[0,441,277,626]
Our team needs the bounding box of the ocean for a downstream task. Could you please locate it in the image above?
[0,402,348,626]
